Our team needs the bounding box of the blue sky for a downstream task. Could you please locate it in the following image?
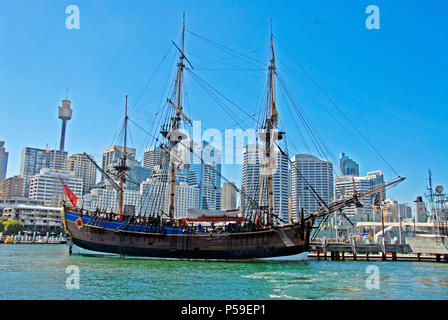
[1,0,447,206]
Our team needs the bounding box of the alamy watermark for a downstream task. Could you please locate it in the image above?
[166,121,281,176]
[365,5,380,30]
[66,265,80,290]
[66,5,80,30]
[365,265,380,289]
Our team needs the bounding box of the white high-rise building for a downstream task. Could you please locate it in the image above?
[29,168,83,207]
[221,182,237,210]
[81,187,141,214]
[47,150,68,172]
[291,154,334,217]
[241,144,289,223]
[335,170,385,216]
[140,180,199,218]
[20,147,68,197]
[101,145,137,181]
[67,153,97,194]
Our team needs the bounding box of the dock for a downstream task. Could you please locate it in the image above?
[309,239,448,263]
[0,235,67,244]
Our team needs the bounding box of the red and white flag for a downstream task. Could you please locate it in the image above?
[63,185,78,207]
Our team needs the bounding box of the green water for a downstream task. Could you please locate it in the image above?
[0,244,447,300]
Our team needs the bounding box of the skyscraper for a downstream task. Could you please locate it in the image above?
[101,145,137,181]
[0,176,23,199]
[20,147,68,197]
[143,146,169,169]
[334,170,385,216]
[125,163,152,191]
[220,182,237,210]
[67,153,98,194]
[188,142,222,210]
[29,168,83,207]
[291,154,334,217]
[0,141,8,182]
[339,152,359,176]
[241,144,289,223]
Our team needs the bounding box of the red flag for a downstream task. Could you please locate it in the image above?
[64,185,78,207]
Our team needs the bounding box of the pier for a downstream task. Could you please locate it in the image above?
[0,234,67,244]
[309,239,448,263]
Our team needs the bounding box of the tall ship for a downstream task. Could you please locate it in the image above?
[61,14,404,261]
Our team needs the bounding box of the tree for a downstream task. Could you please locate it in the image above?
[3,219,24,235]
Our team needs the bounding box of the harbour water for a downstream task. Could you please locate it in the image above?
[1,244,447,300]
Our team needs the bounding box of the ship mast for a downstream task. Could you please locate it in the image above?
[263,19,278,226]
[168,12,186,221]
[118,95,128,219]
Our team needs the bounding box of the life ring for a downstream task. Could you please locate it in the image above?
[75,217,84,230]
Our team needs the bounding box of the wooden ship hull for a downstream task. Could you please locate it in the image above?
[62,208,311,260]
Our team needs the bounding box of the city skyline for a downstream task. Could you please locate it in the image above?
[1,1,447,207]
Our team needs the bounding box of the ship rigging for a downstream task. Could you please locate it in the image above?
[62,13,405,260]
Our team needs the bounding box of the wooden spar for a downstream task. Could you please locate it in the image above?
[359,176,406,197]
[269,18,277,127]
[124,95,128,164]
[309,176,406,220]
[118,95,128,219]
[266,19,276,226]
[169,12,186,221]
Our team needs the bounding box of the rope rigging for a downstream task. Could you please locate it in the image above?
[93,25,405,232]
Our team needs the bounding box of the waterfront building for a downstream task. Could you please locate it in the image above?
[0,197,46,215]
[20,147,68,197]
[101,145,137,181]
[140,179,200,218]
[335,170,385,217]
[339,152,359,176]
[0,141,8,182]
[67,153,97,194]
[188,142,222,211]
[241,144,289,223]
[28,168,83,207]
[291,154,334,217]
[220,182,237,210]
[0,176,24,199]
[2,204,62,232]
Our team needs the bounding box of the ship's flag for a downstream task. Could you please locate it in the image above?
[64,185,78,207]
[55,170,78,207]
